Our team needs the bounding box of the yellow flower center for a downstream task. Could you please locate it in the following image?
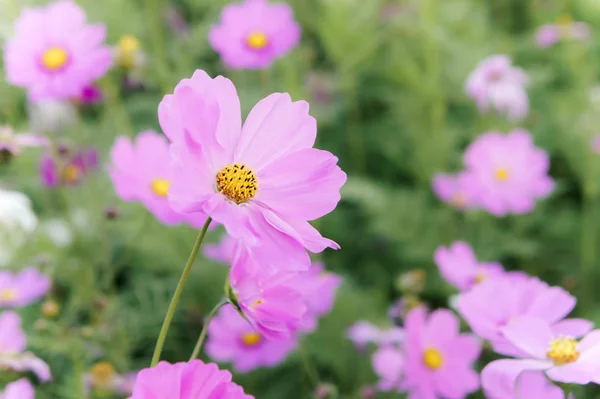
[241,331,262,346]
[423,348,443,370]
[216,163,258,203]
[63,164,81,183]
[251,298,263,308]
[41,300,60,318]
[42,47,68,71]
[246,32,268,50]
[0,288,17,301]
[90,361,116,387]
[547,337,580,365]
[495,168,509,182]
[474,272,487,283]
[118,35,140,69]
[451,193,467,207]
[151,178,170,197]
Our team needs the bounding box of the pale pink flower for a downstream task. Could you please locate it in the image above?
[130,360,253,399]
[462,130,554,216]
[0,267,51,307]
[465,55,529,121]
[206,305,297,372]
[0,379,35,399]
[431,173,476,210]
[209,0,301,69]
[403,307,481,399]
[536,19,590,48]
[483,370,566,399]
[161,70,346,272]
[372,346,404,391]
[347,321,404,350]
[229,251,306,340]
[481,317,600,393]
[4,0,112,101]
[458,276,593,357]
[434,241,505,291]
[109,131,209,228]
[0,126,48,156]
[0,311,51,381]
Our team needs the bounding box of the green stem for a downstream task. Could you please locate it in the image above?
[189,299,228,361]
[298,341,319,387]
[145,0,171,93]
[150,217,212,367]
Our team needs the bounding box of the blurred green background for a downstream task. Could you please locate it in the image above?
[2,0,600,397]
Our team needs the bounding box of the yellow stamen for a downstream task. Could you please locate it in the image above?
[474,272,486,283]
[557,14,573,28]
[90,361,116,387]
[241,332,262,346]
[251,299,263,308]
[41,300,60,318]
[547,337,579,365]
[42,47,68,71]
[63,164,81,183]
[151,179,170,197]
[0,288,17,301]
[118,35,140,69]
[423,348,443,370]
[495,168,509,182]
[216,163,258,203]
[246,32,268,50]
[451,193,467,207]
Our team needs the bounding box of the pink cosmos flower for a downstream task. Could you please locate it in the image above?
[347,321,404,350]
[0,267,51,307]
[206,305,297,372]
[161,70,346,272]
[481,317,600,393]
[0,126,48,156]
[434,241,506,291]
[431,173,476,210]
[40,148,98,188]
[465,55,529,121]
[483,370,566,399]
[204,233,237,265]
[372,346,404,391]
[536,19,590,48]
[458,276,592,357]
[1,379,35,399]
[292,262,342,332]
[403,307,481,399]
[209,0,301,69]
[109,131,209,228]
[462,130,554,216]
[229,251,306,340]
[0,311,51,381]
[130,360,253,399]
[4,0,112,102]
[591,134,600,154]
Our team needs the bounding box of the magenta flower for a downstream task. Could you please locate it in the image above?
[536,18,590,48]
[434,241,505,291]
[372,346,404,391]
[465,55,529,121]
[161,70,346,272]
[0,267,51,308]
[130,360,253,399]
[206,305,297,372]
[229,252,306,340]
[292,262,342,332]
[204,233,237,265]
[431,173,476,210]
[483,370,566,399]
[482,317,600,392]
[347,321,404,350]
[78,83,103,105]
[0,311,51,381]
[458,276,592,357]
[1,379,35,399]
[0,126,48,157]
[209,0,301,69]
[403,307,481,399]
[109,131,209,228]
[4,0,112,102]
[40,148,98,188]
[462,130,554,216]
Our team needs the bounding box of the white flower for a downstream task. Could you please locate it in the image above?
[0,190,38,266]
[42,219,73,248]
[27,100,76,135]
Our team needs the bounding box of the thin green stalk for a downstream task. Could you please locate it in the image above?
[298,341,319,387]
[150,217,213,367]
[189,299,228,360]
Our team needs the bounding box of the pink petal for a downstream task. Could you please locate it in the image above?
[481,359,550,398]
[501,317,554,359]
[552,319,594,339]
